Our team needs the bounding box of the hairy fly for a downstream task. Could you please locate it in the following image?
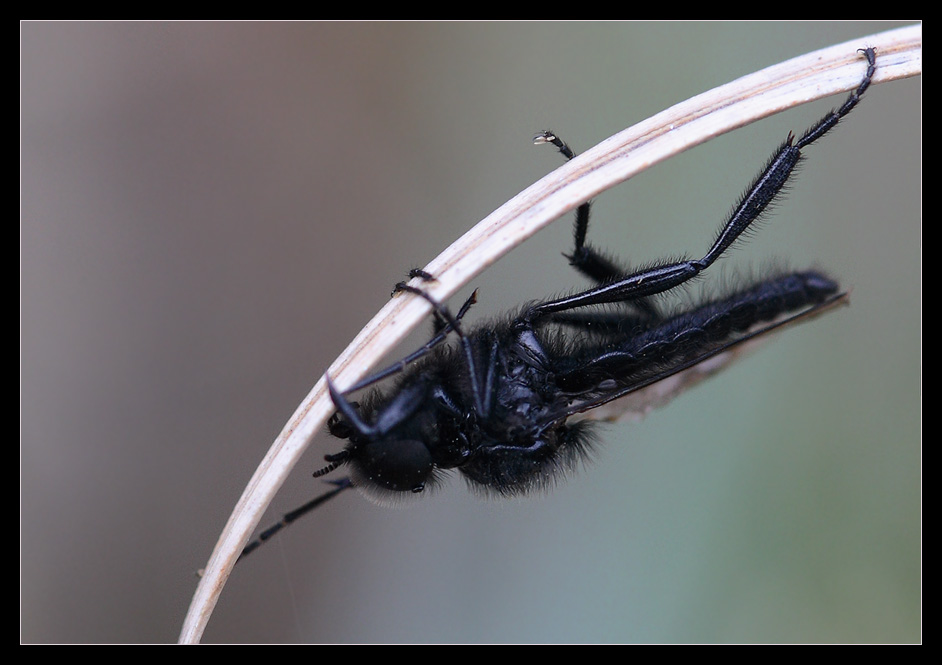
[240,47,876,559]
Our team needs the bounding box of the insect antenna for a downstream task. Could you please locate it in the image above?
[312,453,348,478]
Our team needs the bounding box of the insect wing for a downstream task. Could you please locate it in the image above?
[564,292,849,424]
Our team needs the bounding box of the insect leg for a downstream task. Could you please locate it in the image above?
[343,288,479,394]
[390,268,436,298]
[535,131,657,319]
[237,478,354,562]
[526,48,876,322]
[534,131,627,284]
[391,284,490,415]
[792,47,875,150]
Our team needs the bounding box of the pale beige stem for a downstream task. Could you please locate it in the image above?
[180,24,921,644]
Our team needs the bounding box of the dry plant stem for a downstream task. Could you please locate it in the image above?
[180,24,921,643]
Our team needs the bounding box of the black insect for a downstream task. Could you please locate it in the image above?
[240,48,876,559]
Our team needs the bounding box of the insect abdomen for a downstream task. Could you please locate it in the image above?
[557,271,838,392]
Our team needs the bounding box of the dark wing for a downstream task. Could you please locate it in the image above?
[555,292,849,424]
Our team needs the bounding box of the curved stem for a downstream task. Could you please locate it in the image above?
[179,24,921,644]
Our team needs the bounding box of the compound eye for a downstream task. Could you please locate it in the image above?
[354,438,434,494]
[327,411,355,439]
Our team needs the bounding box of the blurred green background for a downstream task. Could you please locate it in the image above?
[21,22,920,643]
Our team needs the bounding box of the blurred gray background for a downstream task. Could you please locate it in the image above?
[22,22,920,643]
